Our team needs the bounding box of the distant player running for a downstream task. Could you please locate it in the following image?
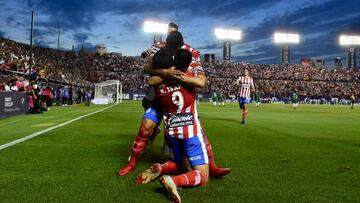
[350,91,356,110]
[291,91,299,109]
[218,90,225,106]
[212,90,218,106]
[255,90,261,107]
[236,68,255,124]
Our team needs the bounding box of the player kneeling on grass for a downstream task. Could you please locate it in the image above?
[118,30,230,179]
[136,48,209,203]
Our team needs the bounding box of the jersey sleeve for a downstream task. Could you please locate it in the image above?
[189,61,205,77]
[144,87,156,101]
[146,42,165,57]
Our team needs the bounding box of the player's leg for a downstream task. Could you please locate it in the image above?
[202,130,231,178]
[136,136,183,184]
[242,104,248,122]
[160,135,209,203]
[118,106,162,176]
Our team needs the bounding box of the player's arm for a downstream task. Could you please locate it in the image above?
[144,59,182,78]
[175,72,206,88]
[148,66,178,86]
[148,76,164,86]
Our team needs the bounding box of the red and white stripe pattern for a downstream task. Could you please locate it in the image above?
[181,43,204,77]
[146,41,166,57]
[236,76,254,98]
[164,98,202,140]
[181,43,201,62]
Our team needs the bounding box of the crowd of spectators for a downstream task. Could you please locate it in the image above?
[0,37,91,87]
[1,37,359,102]
[204,63,359,98]
[0,37,93,113]
[83,56,359,99]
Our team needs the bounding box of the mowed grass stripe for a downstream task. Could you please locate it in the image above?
[0,105,115,151]
[0,101,359,202]
[0,105,112,145]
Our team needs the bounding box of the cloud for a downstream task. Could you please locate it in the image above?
[6,16,15,25]
[73,33,93,44]
[0,30,6,37]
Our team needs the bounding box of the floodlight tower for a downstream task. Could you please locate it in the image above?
[274,32,300,65]
[143,20,168,44]
[214,28,242,62]
[339,35,360,69]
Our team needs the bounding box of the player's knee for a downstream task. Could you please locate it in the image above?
[142,119,156,134]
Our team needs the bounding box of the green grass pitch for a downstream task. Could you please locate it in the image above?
[0,101,360,202]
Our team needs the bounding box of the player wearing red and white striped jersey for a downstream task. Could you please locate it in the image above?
[155,72,201,139]
[236,68,255,124]
[119,29,229,185]
[237,75,254,98]
[143,48,209,203]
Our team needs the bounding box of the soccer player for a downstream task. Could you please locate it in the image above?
[118,29,230,178]
[236,67,255,124]
[218,90,225,106]
[138,48,209,203]
[291,91,299,109]
[255,90,261,107]
[212,90,218,106]
[350,91,356,110]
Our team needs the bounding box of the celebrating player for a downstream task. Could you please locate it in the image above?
[118,28,230,179]
[138,48,209,203]
[236,67,255,124]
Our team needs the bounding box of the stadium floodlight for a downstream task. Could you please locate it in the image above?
[274,32,300,44]
[339,35,360,46]
[143,20,168,34]
[214,28,242,40]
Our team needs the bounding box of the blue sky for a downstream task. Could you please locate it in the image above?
[0,0,359,65]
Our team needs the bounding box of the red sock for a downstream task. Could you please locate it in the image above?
[242,110,247,120]
[202,132,217,172]
[172,170,207,187]
[128,125,151,167]
[160,160,178,175]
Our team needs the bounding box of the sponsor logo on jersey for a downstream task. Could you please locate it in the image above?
[168,113,194,128]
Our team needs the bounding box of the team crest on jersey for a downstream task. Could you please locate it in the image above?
[168,113,194,128]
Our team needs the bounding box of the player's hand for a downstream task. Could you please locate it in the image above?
[173,72,189,81]
[164,68,183,78]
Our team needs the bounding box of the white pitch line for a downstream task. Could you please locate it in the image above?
[0,105,115,151]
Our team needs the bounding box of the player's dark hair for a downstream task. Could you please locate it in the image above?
[152,48,174,70]
[166,31,184,52]
[174,49,192,71]
[168,22,179,30]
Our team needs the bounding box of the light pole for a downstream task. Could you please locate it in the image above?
[214,28,242,62]
[143,20,168,44]
[339,35,360,69]
[274,32,300,65]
